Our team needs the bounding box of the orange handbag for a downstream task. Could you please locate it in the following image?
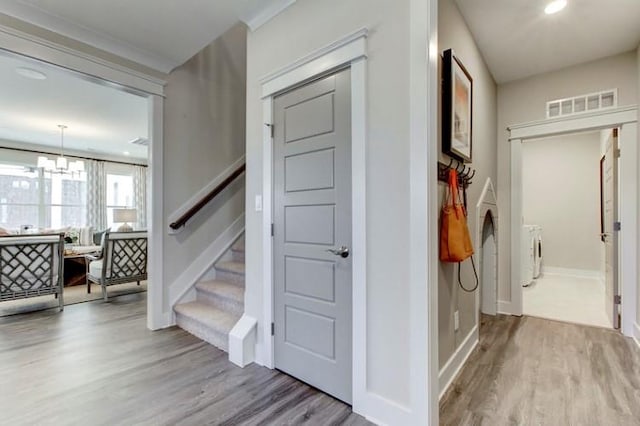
[440,169,474,262]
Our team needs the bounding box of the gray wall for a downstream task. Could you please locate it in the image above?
[497,51,638,304]
[163,23,247,309]
[522,132,602,272]
[438,0,497,369]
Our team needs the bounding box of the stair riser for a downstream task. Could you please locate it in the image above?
[231,250,245,263]
[175,312,229,352]
[215,269,245,286]
[197,290,244,317]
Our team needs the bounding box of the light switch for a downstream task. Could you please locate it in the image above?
[255,195,263,212]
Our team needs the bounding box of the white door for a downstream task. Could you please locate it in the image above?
[603,129,619,329]
[273,69,353,403]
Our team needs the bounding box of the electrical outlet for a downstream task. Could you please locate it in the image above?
[454,311,460,331]
[255,195,263,212]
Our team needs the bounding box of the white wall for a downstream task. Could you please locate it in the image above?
[522,132,601,272]
[497,51,638,304]
[637,44,640,328]
[437,0,497,369]
[245,0,432,421]
[162,24,246,311]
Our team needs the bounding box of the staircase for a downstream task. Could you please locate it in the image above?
[174,236,245,352]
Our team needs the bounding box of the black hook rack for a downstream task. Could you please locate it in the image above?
[438,158,475,189]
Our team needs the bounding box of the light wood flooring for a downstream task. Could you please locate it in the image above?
[0,293,370,426]
[440,314,640,426]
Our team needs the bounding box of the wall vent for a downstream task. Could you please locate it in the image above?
[546,89,617,119]
[129,137,149,146]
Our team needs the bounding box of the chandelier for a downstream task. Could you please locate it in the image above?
[37,125,85,176]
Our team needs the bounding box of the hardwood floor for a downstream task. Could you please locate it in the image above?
[440,314,640,426]
[0,293,370,426]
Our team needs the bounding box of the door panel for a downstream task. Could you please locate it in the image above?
[273,68,352,403]
[603,129,619,329]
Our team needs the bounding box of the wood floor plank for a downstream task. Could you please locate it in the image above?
[0,293,370,426]
[440,314,640,426]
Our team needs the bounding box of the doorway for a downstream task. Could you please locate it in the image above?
[508,106,638,335]
[0,34,163,327]
[519,130,614,328]
[272,68,353,404]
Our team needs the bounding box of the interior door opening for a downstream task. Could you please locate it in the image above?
[519,128,619,329]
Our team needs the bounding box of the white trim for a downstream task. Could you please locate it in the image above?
[633,322,640,349]
[543,267,603,279]
[167,156,246,234]
[508,106,638,336]
[0,23,166,95]
[426,0,440,422]
[259,29,379,421]
[147,95,166,329]
[438,326,479,400]
[260,28,368,98]
[498,300,516,315]
[476,178,499,319]
[229,314,258,367]
[509,106,637,140]
[241,0,297,31]
[168,214,245,311]
[0,4,176,73]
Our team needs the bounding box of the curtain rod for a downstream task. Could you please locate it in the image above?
[0,145,148,167]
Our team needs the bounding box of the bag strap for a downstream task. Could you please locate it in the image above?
[457,257,479,293]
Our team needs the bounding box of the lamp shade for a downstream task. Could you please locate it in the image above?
[113,208,137,223]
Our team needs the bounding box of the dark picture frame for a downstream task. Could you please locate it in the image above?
[600,155,605,242]
[442,49,473,162]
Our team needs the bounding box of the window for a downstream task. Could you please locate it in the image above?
[106,172,134,230]
[0,162,86,229]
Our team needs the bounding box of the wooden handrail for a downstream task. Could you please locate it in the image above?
[169,162,246,230]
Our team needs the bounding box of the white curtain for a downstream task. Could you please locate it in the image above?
[133,165,148,229]
[86,160,107,231]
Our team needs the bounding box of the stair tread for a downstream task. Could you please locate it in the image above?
[215,260,245,275]
[174,301,240,334]
[196,279,244,300]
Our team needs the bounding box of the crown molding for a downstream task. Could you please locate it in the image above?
[241,0,297,31]
[0,1,178,73]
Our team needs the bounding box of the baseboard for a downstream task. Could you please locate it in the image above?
[543,267,602,279]
[353,391,412,426]
[497,300,513,315]
[168,213,245,314]
[229,314,257,367]
[634,322,640,349]
[439,325,479,400]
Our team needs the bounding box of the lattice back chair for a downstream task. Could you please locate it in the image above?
[0,233,65,312]
[86,231,147,301]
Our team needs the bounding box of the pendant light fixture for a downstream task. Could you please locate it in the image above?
[37,125,85,176]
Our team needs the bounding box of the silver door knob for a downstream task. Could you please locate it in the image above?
[326,246,350,258]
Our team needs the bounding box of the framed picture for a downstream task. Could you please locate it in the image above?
[442,49,473,162]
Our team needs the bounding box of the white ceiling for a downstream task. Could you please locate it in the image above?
[455,0,640,83]
[0,0,296,73]
[0,51,149,160]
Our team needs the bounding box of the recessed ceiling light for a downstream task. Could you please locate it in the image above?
[15,67,47,80]
[545,0,567,15]
[123,151,130,156]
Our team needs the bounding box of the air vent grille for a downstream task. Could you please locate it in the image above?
[546,89,617,119]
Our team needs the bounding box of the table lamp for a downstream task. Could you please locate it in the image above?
[113,208,137,232]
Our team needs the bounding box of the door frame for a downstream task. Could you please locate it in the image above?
[507,106,638,336]
[259,27,367,411]
[0,23,167,330]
